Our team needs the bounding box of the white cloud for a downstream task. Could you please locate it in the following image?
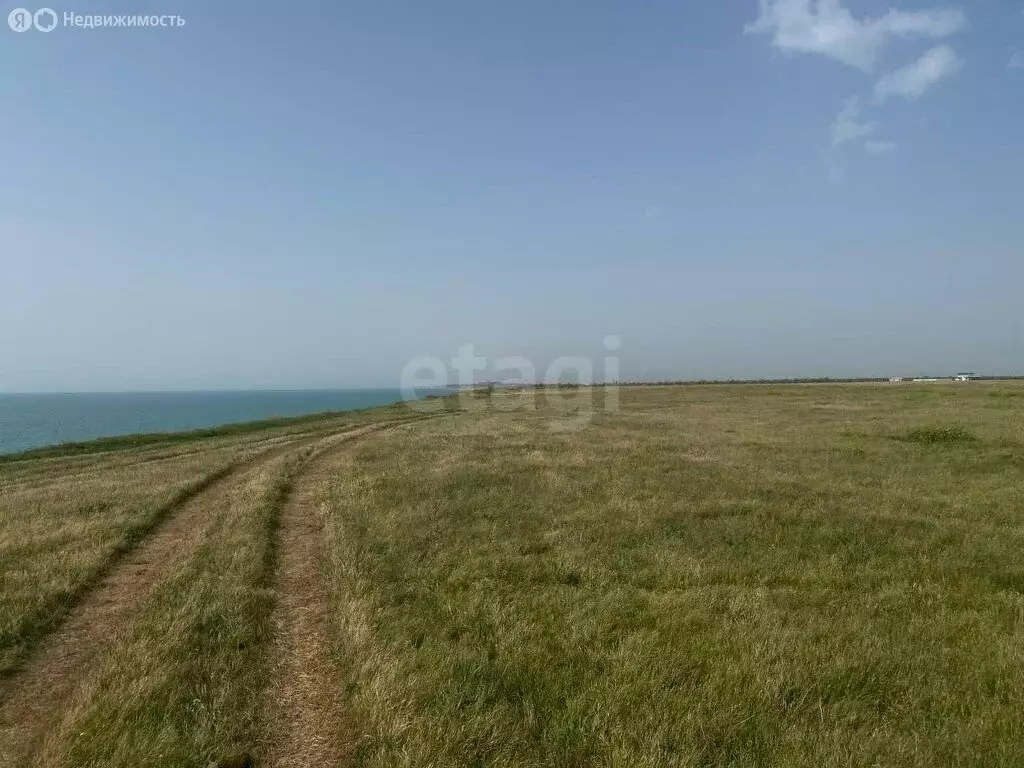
[824,151,846,184]
[748,2,967,181]
[875,45,962,100]
[747,0,966,72]
[830,97,878,147]
[865,140,897,154]
[1010,50,1024,69]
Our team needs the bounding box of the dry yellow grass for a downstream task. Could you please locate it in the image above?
[321,384,1024,767]
[1,385,1022,767]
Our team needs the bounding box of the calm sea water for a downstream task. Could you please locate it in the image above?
[0,389,421,455]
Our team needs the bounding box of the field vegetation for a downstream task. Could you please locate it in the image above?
[1,384,1022,767]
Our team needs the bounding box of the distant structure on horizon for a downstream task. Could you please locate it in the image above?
[888,372,980,383]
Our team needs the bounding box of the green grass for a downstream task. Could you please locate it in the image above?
[2,383,1024,766]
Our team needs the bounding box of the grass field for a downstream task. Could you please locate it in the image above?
[1,383,1022,767]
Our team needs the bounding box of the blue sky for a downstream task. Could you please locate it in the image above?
[2,0,1021,390]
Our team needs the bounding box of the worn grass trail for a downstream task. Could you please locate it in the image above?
[0,429,341,678]
[0,412,445,768]
[0,431,340,767]
[261,421,418,768]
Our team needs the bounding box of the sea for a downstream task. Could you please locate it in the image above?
[0,389,424,456]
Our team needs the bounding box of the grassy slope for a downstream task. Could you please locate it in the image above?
[2,385,1023,766]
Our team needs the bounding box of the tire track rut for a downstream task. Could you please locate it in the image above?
[262,421,406,767]
[0,428,354,767]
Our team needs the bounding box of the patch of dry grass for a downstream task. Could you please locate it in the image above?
[0,443,240,676]
[2,386,1023,766]
[34,449,300,767]
[320,383,1024,767]
[0,407,414,678]
[0,404,439,767]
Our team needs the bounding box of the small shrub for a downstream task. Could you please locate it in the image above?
[562,571,583,587]
[900,425,976,445]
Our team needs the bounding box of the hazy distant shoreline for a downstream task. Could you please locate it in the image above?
[0,389,437,456]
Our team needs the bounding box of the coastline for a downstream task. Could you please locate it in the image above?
[0,390,445,460]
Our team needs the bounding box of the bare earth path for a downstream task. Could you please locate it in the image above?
[0,431,341,768]
[261,423,399,768]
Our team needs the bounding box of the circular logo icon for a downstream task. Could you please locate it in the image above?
[8,8,33,31]
[34,7,57,31]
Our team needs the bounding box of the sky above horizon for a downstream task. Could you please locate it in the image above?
[2,0,1022,391]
